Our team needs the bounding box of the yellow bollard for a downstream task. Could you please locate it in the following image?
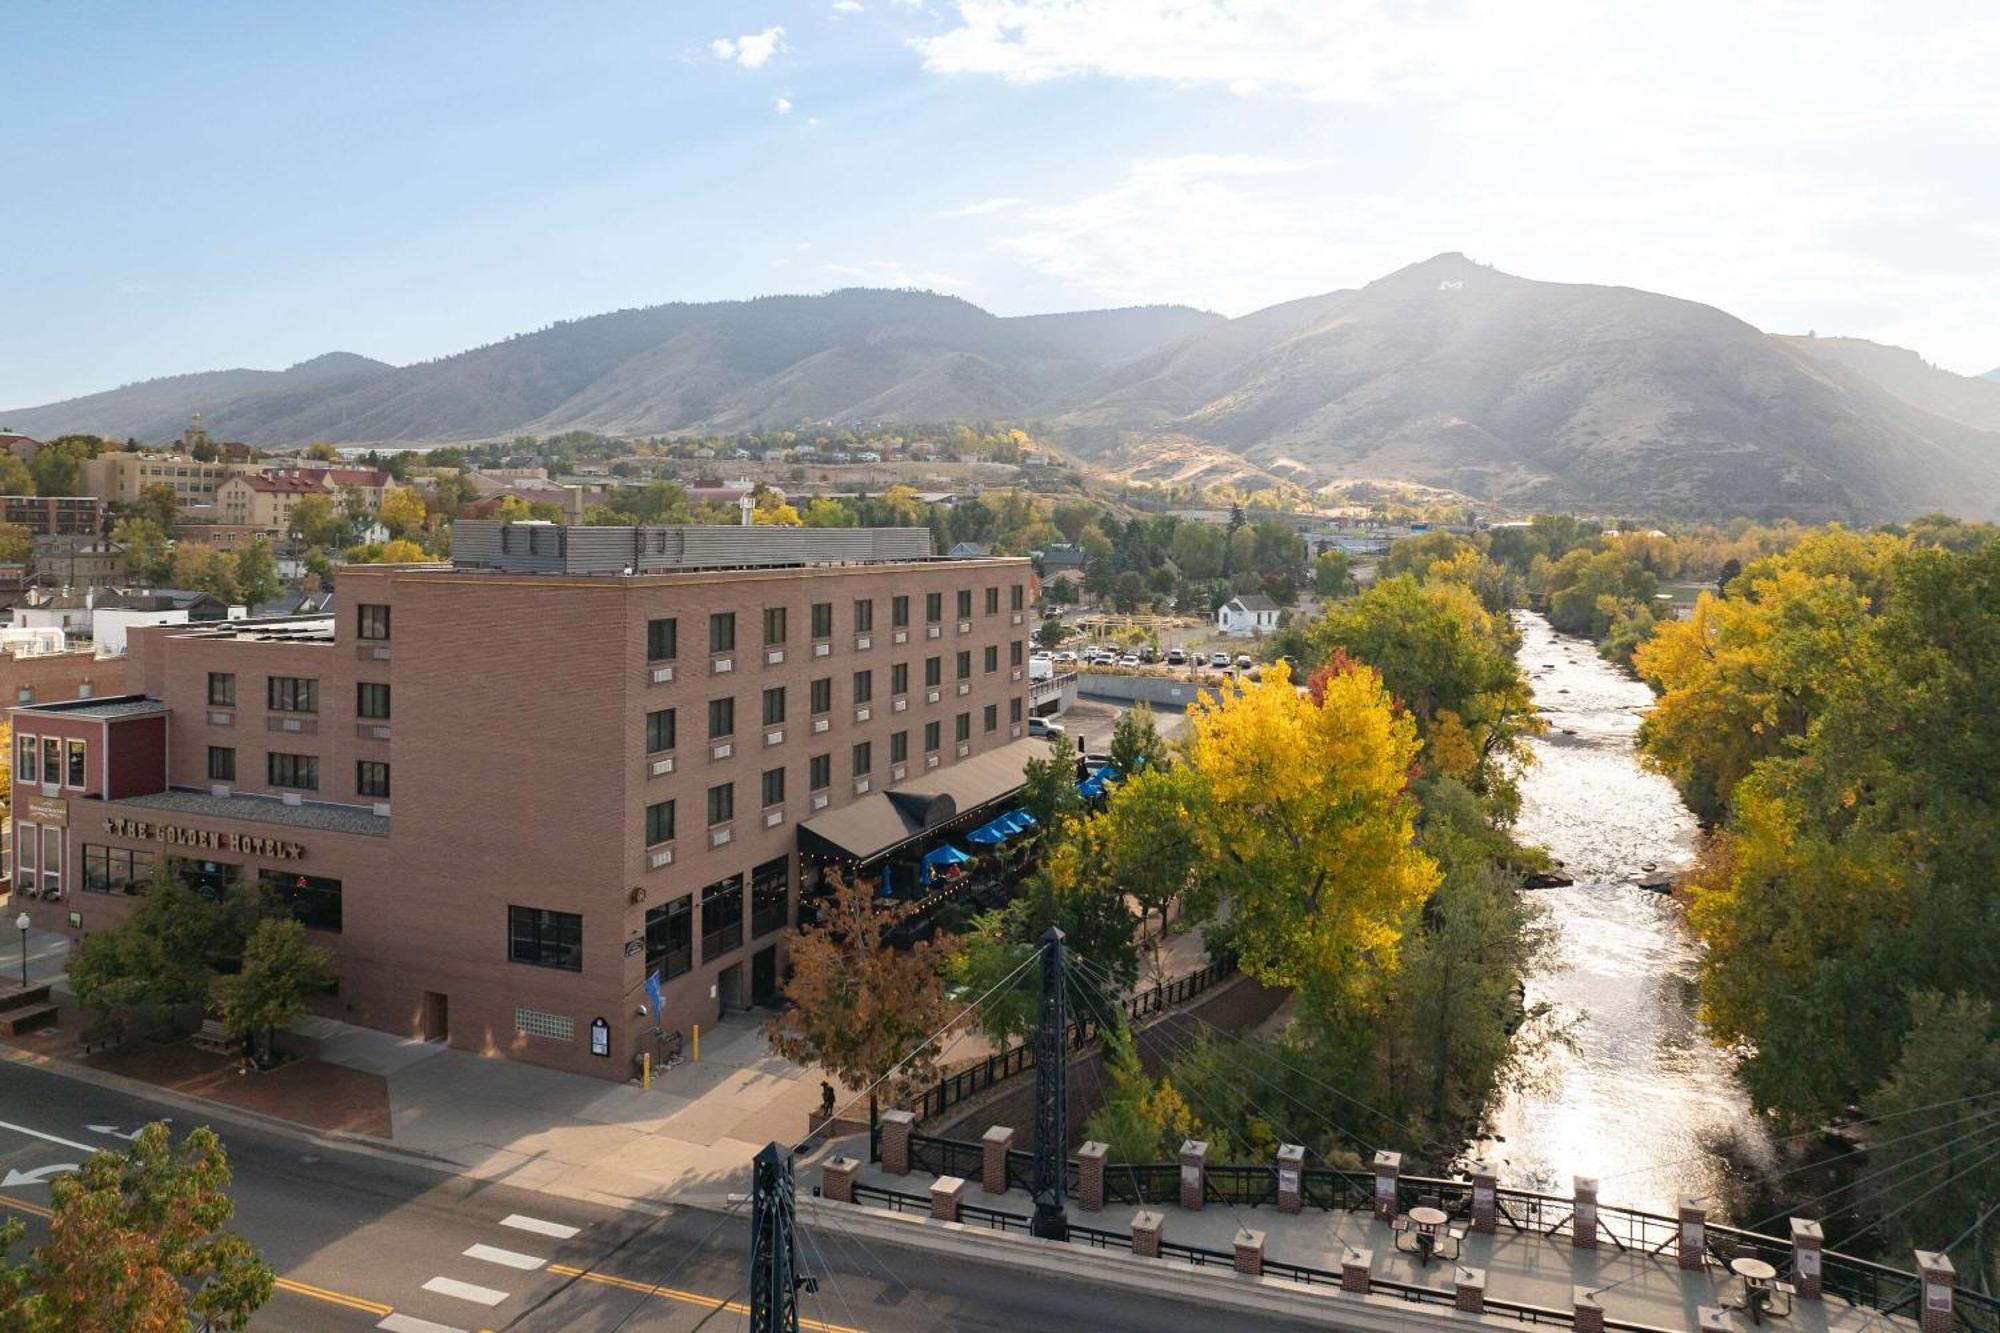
[642,1050,651,1091]
[692,1024,700,1062]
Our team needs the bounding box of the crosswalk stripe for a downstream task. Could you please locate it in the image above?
[499,1213,579,1240]
[420,1276,510,1307]
[376,1314,469,1333]
[464,1242,546,1271]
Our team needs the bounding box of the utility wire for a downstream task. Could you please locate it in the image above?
[1940,1196,2000,1260]
[1835,1137,2000,1256]
[1735,1113,2000,1237]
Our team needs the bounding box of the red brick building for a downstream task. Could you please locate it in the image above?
[10,524,1034,1079]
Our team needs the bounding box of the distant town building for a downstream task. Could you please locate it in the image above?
[1216,594,1280,637]
[77,452,240,507]
[0,496,106,538]
[0,629,123,707]
[215,473,327,533]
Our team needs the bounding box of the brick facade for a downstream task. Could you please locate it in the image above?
[10,550,1033,1081]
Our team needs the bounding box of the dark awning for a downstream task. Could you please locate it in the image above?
[798,737,1052,864]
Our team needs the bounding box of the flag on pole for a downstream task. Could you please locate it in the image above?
[644,971,664,1023]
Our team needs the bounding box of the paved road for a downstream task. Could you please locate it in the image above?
[0,1061,1324,1331]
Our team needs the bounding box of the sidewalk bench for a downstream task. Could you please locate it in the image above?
[191,1019,237,1055]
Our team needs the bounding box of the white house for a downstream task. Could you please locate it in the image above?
[1216,594,1281,637]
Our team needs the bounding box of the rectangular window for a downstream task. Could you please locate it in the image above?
[956,712,971,742]
[809,754,831,791]
[647,617,678,661]
[357,761,390,799]
[984,646,998,674]
[852,741,871,776]
[647,707,676,753]
[66,739,85,788]
[892,595,910,628]
[985,586,999,615]
[763,606,787,645]
[751,857,789,938]
[700,875,744,961]
[707,782,734,827]
[957,589,973,618]
[761,766,785,807]
[1011,584,1024,611]
[1010,697,1023,723]
[851,670,873,704]
[357,681,391,720]
[924,721,941,752]
[709,612,735,653]
[646,894,694,981]
[267,676,319,713]
[810,678,831,714]
[208,746,235,782]
[761,687,785,726]
[357,604,390,641]
[891,730,908,762]
[853,599,874,632]
[39,739,56,786]
[646,799,675,845]
[810,602,833,638]
[926,592,943,623]
[984,703,998,733]
[267,752,318,790]
[13,734,33,784]
[82,844,155,896]
[925,657,942,687]
[261,869,343,932]
[1010,640,1024,666]
[208,672,235,707]
[891,662,909,695]
[956,651,971,680]
[509,905,583,972]
[708,696,735,739]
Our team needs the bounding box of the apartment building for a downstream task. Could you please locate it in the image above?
[0,495,106,538]
[77,452,240,507]
[10,523,1034,1080]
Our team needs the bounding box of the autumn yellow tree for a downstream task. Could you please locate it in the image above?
[376,485,427,539]
[1179,660,1438,1011]
[765,870,960,1129]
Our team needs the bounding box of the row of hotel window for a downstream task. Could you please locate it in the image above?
[644,704,1016,842]
[205,747,390,798]
[665,649,1023,738]
[210,674,390,719]
[27,837,342,931]
[14,735,88,788]
[507,857,790,975]
[643,586,1024,660]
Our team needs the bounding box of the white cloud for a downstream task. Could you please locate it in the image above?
[711,25,786,69]
[940,196,1025,217]
[826,260,966,289]
[831,0,864,11]
[776,95,794,114]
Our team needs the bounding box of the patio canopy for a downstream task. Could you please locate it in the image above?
[798,737,1049,864]
[922,844,972,868]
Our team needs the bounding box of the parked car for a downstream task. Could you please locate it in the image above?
[1054,650,1078,663]
[1028,716,1067,739]
[1137,646,1158,664]
[1210,652,1231,668]
[1235,654,1254,670]
[1165,648,1187,666]
[1118,653,1141,666]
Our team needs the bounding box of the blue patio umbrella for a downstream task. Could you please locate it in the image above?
[965,821,1006,846]
[923,844,973,867]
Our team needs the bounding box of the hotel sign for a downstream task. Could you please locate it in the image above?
[23,797,67,827]
[101,816,306,861]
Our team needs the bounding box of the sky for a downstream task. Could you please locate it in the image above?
[4,0,1997,406]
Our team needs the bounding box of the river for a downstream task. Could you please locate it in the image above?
[1483,613,1772,1214]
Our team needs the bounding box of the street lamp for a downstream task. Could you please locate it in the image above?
[14,912,29,989]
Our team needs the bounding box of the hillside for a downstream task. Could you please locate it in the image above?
[0,292,1211,448]
[1776,335,2000,434]
[1053,255,2000,521]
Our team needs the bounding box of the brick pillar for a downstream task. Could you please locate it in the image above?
[1677,1196,1707,1272]
[1574,1287,1605,1333]
[1234,1228,1265,1277]
[821,1155,857,1204]
[1469,1161,1498,1234]
[1572,1176,1600,1251]
[981,1125,1014,1196]
[1131,1209,1163,1259]
[1372,1150,1401,1222]
[1076,1140,1107,1213]
[1179,1139,1209,1211]
[1455,1266,1487,1314]
[1916,1250,1954,1333]
[880,1108,915,1176]
[1340,1246,1372,1294]
[930,1175,965,1223]
[1790,1218,1823,1300]
[1275,1143,1305,1215]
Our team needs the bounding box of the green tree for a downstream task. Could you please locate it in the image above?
[0,522,29,565]
[0,453,34,495]
[134,482,179,531]
[110,517,169,583]
[1019,744,1082,830]
[233,537,280,608]
[1106,702,1167,777]
[1311,549,1352,597]
[376,485,427,538]
[0,1124,272,1330]
[802,497,856,528]
[212,918,335,1067]
[288,492,344,547]
[69,863,260,1014]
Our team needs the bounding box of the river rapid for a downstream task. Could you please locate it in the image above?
[1482,613,1772,1214]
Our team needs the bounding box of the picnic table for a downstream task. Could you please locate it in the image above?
[1393,1204,1464,1267]
[1728,1256,1794,1324]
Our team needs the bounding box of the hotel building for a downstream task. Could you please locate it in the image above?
[9,523,1035,1079]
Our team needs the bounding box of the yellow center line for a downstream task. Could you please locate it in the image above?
[546,1262,864,1333]
[2,1199,51,1219]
